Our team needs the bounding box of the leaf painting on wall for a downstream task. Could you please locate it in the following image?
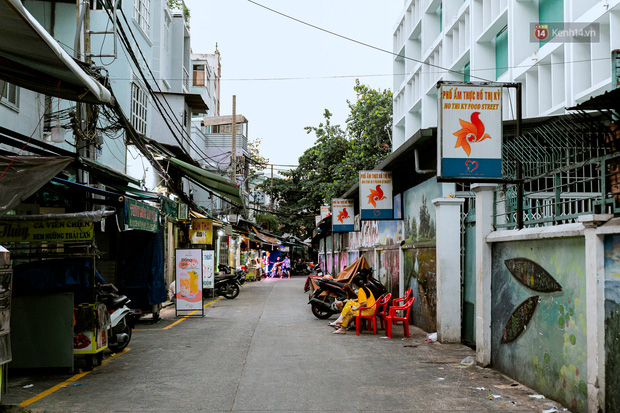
[501,296,539,344]
[504,258,563,293]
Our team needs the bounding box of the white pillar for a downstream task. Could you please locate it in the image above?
[578,214,611,413]
[433,197,465,343]
[473,184,496,366]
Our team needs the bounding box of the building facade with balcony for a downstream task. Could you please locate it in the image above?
[392,0,620,149]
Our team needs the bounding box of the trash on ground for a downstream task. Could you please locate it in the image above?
[72,383,87,387]
[425,332,437,342]
[473,387,486,391]
[486,394,502,399]
[381,336,388,339]
[542,407,558,413]
[494,384,523,389]
[437,377,445,381]
[22,384,34,388]
[460,356,475,366]
[403,345,418,348]
[529,394,545,399]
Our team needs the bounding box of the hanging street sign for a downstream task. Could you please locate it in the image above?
[125,198,159,232]
[438,82,503,180]
[189,218,213,245]
[331,199,355,232]
[359,170,393,220]
[320,205,331,220]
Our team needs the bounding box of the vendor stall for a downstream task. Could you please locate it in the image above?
[0,211,113,371]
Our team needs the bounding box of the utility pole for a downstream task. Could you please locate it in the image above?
[230,95,237,183]
[270,164,274,210]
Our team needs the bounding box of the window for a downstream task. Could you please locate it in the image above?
[463,62,470,82]
[133,0,151,35]
[131,81,148,135]
[0,80,19,109]
[495,26,508,80]
[538,0,563,46]
[193,65,205,86]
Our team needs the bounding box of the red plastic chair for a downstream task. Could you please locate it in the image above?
[385,297,415,338]
[374,293,392,330]
[392,288,412,307]
[355,295,382,335]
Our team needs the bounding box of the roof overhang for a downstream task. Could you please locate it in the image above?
[568,88,620,111]
[166,157,243,207]
[155,92,209,112]
[0,0,112,104]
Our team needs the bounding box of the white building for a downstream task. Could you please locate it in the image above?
[392,0,620,150]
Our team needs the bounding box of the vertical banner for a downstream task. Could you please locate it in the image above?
[202,250,215,289]
[175,249,203,311]
[320,205,331,220]
[359,170,393,220]
[190,218,213,245]
[331,199,355,232]
[438,83,503,180]
[315,215,321,226]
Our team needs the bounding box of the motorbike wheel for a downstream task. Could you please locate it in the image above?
[224,284,240,299]
[109,317,132,353]
[311,296,333,319]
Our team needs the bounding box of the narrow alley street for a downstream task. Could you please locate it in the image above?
[7,277,565,412]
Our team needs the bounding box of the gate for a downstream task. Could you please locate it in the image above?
[461,193,476,347]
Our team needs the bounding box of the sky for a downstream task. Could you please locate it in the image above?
[184,0,404,175]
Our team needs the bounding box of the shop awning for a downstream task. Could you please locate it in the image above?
[0,0,112,104]
[0,155,73,215]
[252,227,280,245]
[166,157,243,207]
[156,92,209,112]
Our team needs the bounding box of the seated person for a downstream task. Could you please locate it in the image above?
[330,276,375,334]
[330,284,357,313]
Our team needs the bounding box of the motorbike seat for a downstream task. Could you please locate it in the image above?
[320,279,348,288]
[215,274,237,281]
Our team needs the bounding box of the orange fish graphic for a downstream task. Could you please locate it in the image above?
[453,112,491,156]
[337,208,349,223]
[367,185,386,208]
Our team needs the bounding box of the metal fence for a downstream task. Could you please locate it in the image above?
[494,112,620,229]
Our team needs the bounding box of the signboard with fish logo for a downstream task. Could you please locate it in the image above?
[331,198,355,232]
[359,170,393,220]
[438,82,503,180]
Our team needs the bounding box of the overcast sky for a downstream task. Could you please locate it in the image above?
[184,0,404,175]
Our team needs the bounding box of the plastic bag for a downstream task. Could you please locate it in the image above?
[425,332,437,342]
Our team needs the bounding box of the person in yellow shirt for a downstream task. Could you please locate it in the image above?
[331,276,376,334]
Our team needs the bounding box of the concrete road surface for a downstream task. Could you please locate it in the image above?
[5,277,566,412]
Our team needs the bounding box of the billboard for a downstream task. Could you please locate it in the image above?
[438,83,503,180]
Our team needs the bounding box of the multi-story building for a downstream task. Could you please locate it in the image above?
[392,0,620,149]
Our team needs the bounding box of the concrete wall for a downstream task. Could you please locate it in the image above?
[604,234,620,412]
[490,237,588,412]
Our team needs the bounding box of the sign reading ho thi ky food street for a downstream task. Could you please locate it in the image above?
[359,170,393,220]
[438,83,503,180]
[331,199,355,232]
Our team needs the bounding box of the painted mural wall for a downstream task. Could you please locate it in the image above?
[403,177,440,243]
[378,249,399,297]
[604,234,620,412]
[491,238,587,412]
[403,247,437,332]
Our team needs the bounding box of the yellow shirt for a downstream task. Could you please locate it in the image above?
[357,287,375,309]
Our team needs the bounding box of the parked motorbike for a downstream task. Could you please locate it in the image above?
[293,261,310,275]
[97,284,133,353]
[219,264,247,285]
[308,276,348,319]
[214,273,241,299]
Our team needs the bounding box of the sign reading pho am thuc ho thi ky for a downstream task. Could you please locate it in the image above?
[438,83,503,180]
[359,170,393,220]
[331,199,354,232]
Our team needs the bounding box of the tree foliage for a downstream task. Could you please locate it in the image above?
[263,81,393,240]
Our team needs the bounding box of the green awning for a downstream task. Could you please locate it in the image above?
[167,157,243,207]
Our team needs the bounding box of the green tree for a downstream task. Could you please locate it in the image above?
[247,137,269,176]
[266,81,393,239]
